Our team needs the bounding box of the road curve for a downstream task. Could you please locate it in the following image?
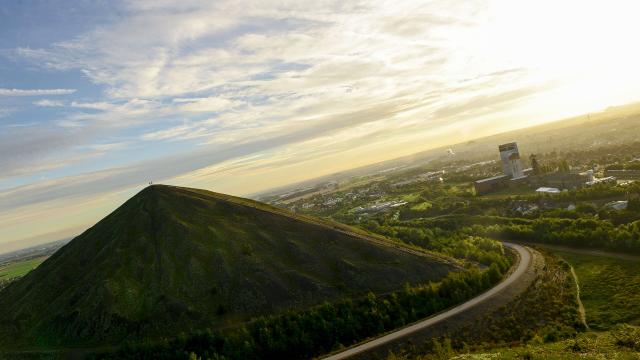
[322,242,532,360]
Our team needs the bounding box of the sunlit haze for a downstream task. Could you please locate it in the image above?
[2,0,640,251]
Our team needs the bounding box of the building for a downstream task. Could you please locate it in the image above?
[474,142,527,195]
[499,142,524,179]
[528,171,589,190]
[582,170,595,183]
[536,187,561,194]
[474,175,509,195]
[585,176,617,186]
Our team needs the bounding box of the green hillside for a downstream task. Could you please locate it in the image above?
[551,250,640,330]
[0,185,457,349]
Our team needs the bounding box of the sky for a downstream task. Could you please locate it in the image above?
[2,0,640,252]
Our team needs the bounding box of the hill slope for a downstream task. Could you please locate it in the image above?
[0,185,457,348]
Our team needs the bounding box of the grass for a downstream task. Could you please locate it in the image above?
[450,326,640,360]
[0,256,47,281]
[551,250,640,330]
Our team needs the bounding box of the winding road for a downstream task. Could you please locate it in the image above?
[322,242,532,360]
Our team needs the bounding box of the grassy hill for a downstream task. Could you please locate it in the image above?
[0,185,457,349]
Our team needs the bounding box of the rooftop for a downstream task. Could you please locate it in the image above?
[475,174,509,184]
[536,187,561,194]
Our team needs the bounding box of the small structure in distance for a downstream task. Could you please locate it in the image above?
[535,187,561,194]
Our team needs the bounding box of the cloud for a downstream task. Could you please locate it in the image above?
[142,124,202,141]
[0,125,93,178]
[70,101,115,111]
[172,97,238,113]
[6,0,640,248]
[0,88,76,96]
[33,99,65,107]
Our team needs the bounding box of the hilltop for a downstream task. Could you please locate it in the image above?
[0,185,457,349]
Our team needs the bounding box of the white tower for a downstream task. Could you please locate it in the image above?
[499,142,524,179]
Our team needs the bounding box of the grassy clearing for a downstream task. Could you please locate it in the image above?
[0,256,47,281]
[551,250,640,330]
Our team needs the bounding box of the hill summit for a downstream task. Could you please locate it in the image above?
[0,185,457,348]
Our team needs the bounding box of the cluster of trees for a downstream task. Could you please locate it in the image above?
[385,208,640,254]
[528,154,570,174]
[477,218,640,254]
[605,162,640,171]
[362,219,512,270]
[96,267,506,360]
[529,141,640,173]
[551,183,631,202]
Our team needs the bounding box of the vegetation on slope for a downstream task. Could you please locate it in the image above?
[95,266,507,360]
[552,250,640,330]
[450,325,640,360]
[481,217,640,254]
[450,251,583,347]
[0,185,457,349]
[387,251,583,359]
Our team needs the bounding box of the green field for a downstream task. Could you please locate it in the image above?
[0,256,47,281]
[552,250,640,330]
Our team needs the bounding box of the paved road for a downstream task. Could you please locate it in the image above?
[322,242,532,360]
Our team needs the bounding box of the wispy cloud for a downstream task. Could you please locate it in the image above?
[33,99,65,107]
[0,88,76,96]
[70,101,115,111]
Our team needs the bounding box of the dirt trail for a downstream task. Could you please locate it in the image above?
[568,265,589,330]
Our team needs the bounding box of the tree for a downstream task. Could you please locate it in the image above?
[530,154,541,175]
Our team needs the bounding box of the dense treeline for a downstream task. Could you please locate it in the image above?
[384,203,640,254]
[94,267,506,360]
[363,220,512,269]
[394,215,640,254]
[478,218,640,254]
